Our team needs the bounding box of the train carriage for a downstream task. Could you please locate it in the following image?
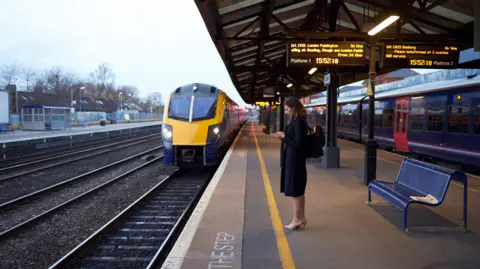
[306,73,480,170]
[162,83,246,167]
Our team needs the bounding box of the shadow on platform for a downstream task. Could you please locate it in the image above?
[368,201,480,244]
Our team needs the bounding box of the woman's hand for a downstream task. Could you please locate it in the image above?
[273,131,285,139]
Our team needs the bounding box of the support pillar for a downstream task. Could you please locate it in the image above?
[322,68,340,168]
[259,107,263,125]
[270,101,277,133]
[265,104,271,135]
[475,0,480,51]
[279,96,285,131]
[295,80,301,98]
[363,38,378,185]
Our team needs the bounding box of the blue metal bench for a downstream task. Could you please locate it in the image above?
[0,124,14,134]
[367,158,468,232]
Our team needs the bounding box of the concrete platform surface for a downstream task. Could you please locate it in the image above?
[0,121,162,143]
[163,121,480,269]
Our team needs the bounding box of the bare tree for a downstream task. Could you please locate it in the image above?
[147,92,163,105]
[22,68,36,92]
[104,84,117,99]
[118,85,139,98]
[43,68,61,93]
[1,63,19,88]
[94,63,115,97]
[2,61,149,112]
[141,92,164,113]
[39,67,77,98]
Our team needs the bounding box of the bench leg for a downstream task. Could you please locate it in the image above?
[463,179,468,231]
[403,207,408,232]
[367,188,372,203]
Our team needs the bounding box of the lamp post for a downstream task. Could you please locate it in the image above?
[15,79,20,114]
[70,86,85,110]
[70,86,85,130]
[119,92,123,111]
[79,87,85,112]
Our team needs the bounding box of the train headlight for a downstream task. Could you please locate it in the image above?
[207,124,220,141]
[162,124,173,141]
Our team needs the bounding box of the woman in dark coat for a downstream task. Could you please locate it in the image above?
[273,97,308,230]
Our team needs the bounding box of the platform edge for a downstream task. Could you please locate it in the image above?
[161,123,247,269]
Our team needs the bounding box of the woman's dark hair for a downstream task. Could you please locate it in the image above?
[284,96,306,119]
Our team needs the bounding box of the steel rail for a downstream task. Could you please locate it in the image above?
[0,132,161,173]
[0,135,161,181]
[48,169,213,269]
[0,153,165,239]
[0,146,163,210]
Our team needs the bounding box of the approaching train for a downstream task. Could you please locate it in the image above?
[305,73,480,170]
[162,83,247,167]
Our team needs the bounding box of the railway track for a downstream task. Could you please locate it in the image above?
[0,146,164,211]
[0,126,161,168]
[0,149,165,239]
[0,133,162,181]
[49,168,214,269]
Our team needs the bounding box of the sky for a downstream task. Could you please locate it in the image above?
[0,0,246,106]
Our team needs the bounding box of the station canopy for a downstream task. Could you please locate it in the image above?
[194,0,477,104]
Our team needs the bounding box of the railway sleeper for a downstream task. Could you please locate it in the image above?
[70,257,152,269]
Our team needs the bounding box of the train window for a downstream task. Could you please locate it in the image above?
[474,104,480,135]
[410,111,424,130]
[374,108,382,127]
[318,109,326,124]
[426,105,444,132]
[220,107,229,130]
[192,96,217,121]
[168,96,191,120]
[351,107,358,128]
[396,104,401,131]
[382,108,394,128]
[402,104,407,132]
[309,109,318,126]
[447,104,469,134]
[339,108,350,128]
[410,97,425,131]
[364,108,369,127]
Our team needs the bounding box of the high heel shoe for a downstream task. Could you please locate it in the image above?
[284,221,305,230]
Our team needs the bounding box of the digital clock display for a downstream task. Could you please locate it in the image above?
[286,41,367,67]
[382,43,459,68]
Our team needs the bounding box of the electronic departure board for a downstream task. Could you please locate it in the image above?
[382,43,460,68]
[286,41,367,67]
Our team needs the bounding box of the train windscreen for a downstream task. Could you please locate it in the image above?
[168,95,217,121]
[168,96,191,120]
[192,96,217,121]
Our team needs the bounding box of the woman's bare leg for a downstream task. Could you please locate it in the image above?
[285,197,304,229]
[299,195,307,225]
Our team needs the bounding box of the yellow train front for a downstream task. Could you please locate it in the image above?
[162,83,246,167]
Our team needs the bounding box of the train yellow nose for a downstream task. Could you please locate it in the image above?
[172,123,209,145]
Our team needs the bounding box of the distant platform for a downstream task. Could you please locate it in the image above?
[0,121,162,144]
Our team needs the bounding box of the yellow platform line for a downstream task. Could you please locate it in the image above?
[252,122,296,269]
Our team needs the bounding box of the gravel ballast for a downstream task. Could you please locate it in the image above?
[0,135,161,180]
[0,149,162,231]
[0,161,178,269]
[0,128,160,167]
[0,138,161,204]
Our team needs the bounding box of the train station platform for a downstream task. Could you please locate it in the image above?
[0,121,162,144]
[162,121,480,269]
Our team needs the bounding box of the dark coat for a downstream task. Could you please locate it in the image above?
[280,116,308,197]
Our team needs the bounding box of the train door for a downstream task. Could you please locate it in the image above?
[394,97,410,152]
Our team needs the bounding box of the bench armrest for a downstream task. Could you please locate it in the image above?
[368,179,392,186]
